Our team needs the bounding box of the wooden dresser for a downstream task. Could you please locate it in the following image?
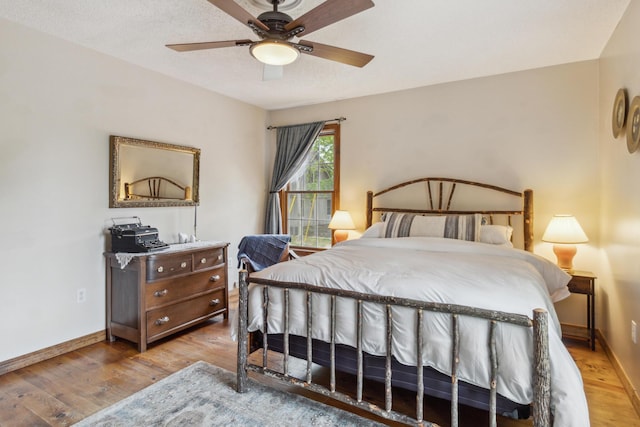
[105,241,229,352]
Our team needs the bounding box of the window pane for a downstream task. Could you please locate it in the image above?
[286,194,302,246]
[289,220,302,246]
[289,169,306,191]
[318,218,331,248]
[287,193,300,219]
[316,136,333,191]
[303,223,318,247]
[319,163,334,191]
[301,193,315,220]
[317,193,332,221]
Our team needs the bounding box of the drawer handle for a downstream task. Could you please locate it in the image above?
[217,254,223,261]
[157,266,164,273]
[154,289,168,297]
[200,257,207,264]
[155,316,170,325]
[210,299,221,306]
[210,274,221,282]
[180,262,187,268]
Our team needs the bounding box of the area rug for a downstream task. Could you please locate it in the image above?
[73,361,385,426]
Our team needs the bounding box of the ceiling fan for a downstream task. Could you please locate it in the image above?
[166,0,375,68]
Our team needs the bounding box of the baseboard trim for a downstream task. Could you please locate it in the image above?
[596,329,640,418]
[0,330,106,376]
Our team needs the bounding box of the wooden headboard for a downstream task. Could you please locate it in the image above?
[124,176,192,201]
[366,177,533,252]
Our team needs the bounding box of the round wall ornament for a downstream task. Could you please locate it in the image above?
[627,96,640,153]
[612,88,627,138]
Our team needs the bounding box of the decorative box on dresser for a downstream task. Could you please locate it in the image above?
[105,241,229,352]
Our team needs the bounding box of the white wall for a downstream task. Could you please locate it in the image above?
[268,61,601,327]
[0,19,267,362]
[598,0,640,394]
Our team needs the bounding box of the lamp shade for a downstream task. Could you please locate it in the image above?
[250,40,299,66]
[328,210,355,230]
[542,215,588,244]
[328,210,355,244]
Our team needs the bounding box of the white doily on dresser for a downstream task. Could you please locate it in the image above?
[114,252,137,269]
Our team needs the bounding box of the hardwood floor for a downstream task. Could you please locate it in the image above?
[0,290,638,426]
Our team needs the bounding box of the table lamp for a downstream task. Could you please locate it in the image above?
[542,214,588,271]
[328,210,356,243]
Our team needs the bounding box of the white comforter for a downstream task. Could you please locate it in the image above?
[248,237,589,427]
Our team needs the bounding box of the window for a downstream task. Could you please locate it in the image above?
[280,124,340,249]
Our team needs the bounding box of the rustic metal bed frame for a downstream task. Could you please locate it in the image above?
[236,178,550,427]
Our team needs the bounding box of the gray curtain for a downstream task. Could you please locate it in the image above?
[264,121,325,234]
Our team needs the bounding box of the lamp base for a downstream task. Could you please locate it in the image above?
[553,244,577,271]
[333,230,349,243]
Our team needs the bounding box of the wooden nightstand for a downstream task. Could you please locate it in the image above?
[564,270,597,350]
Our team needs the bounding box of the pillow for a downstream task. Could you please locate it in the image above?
[382,213,422,238]
[382,212,482,242]
[479,224,514,246]
[360,222,384,238]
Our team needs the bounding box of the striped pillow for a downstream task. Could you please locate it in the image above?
[383,213,417,237]
[382,213,482,242]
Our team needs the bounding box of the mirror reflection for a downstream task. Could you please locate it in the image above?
[109,135,200,208]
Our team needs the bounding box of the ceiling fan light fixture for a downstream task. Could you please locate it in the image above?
[250,40,299,66]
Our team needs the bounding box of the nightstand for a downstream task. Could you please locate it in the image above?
[564,270,597,350]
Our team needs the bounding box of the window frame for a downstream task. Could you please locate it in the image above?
[279,123,341,249]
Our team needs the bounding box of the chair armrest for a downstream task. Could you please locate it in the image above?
[288,248,300,260]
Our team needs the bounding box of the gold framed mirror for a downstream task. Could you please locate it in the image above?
[109,135,200,208]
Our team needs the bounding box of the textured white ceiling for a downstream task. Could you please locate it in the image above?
[0,0,630,110]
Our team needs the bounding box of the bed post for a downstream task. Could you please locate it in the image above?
[237,270,249,393]
[532,308,551,427]
[366,191,373,228]
[524,189,534,252]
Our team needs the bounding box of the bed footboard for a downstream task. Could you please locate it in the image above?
[236,270,551,427]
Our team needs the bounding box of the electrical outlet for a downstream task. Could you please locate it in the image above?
[77,288,87,304]
[632,320,637,344]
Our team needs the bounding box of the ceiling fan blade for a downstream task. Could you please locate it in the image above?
[206,0,269,31]
[285,0,374,36]
[298,40,374,67]
[166,39,252,52]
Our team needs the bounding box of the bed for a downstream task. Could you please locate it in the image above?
[236,177,589,427]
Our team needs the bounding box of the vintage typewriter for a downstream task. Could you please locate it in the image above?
[109,217,169,253]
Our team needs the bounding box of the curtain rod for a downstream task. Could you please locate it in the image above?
[267,116,346,130]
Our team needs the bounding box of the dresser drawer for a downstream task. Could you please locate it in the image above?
[145,266,226,309]
[193,247,225,271]
[146,253,193,282]
[146,288,227,340]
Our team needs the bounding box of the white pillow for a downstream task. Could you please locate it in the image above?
[479,225,514,246]
[360,222,384,238]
